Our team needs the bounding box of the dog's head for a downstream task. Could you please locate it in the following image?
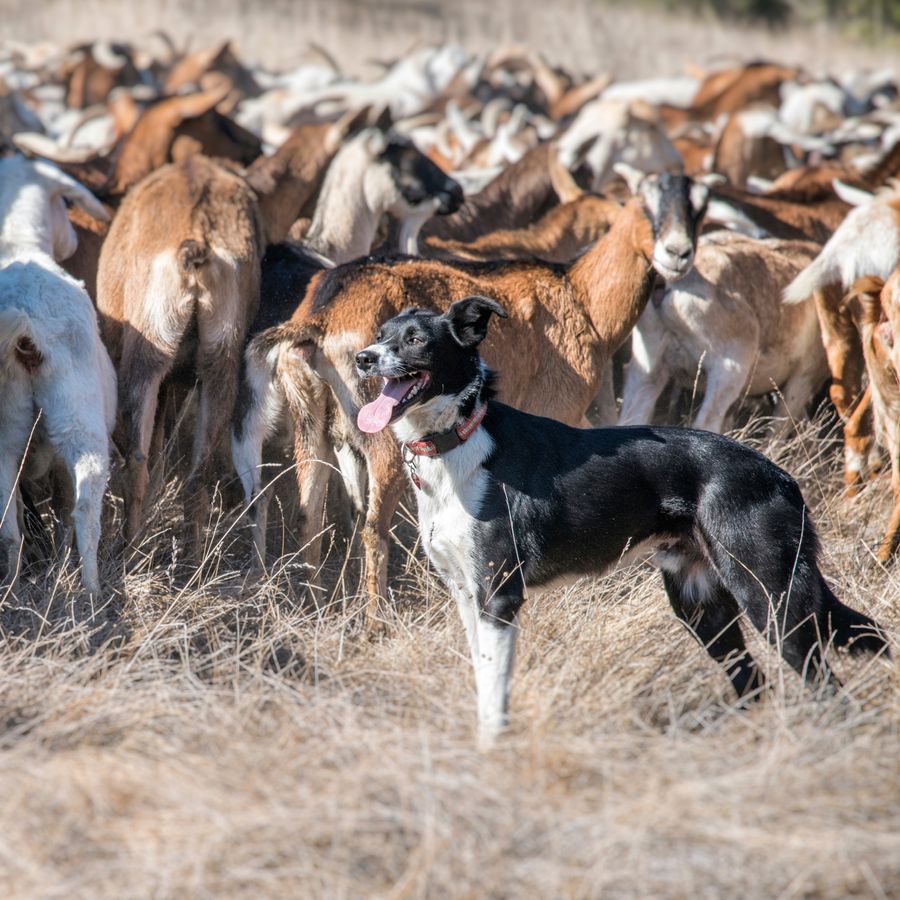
[355,295,507,434]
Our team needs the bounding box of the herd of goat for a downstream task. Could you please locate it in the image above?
[1,37,900,624]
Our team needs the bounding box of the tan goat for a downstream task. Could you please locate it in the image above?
[619,233,826,432]
[843,274,900,561]
[97,155,264,549]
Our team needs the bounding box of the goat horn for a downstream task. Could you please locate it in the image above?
[165,80,233,124]
[13,132,102,163]
[303,42,340,74]
[833,179,875,207]
[92,41,128,71]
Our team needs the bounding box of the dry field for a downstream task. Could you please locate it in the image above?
[0,412,897,898]
[2,4,900,897]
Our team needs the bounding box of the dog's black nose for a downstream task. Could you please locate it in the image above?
[356,349,378,372]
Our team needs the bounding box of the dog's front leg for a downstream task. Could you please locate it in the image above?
[472,592,522,750]
[450,582,478,659]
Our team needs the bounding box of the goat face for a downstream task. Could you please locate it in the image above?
[375,134,464,218]
[638,171,709,283]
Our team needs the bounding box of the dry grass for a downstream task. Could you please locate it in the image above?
[0,413,897,899]
[5,0,900,79]
[2,7,900,890]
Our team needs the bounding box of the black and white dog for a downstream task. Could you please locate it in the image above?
[355,296,889,745]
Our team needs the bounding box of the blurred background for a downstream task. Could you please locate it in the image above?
[4,0,899,77]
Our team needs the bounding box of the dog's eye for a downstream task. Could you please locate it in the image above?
[405,332,424,345]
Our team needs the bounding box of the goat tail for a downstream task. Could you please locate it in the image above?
[820,579,891,659]
[178,238,209,271]
[783,253,837,305]
[0,308,43,373]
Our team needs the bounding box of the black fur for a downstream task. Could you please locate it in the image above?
[380,136,463,213]
[358,300,890,701]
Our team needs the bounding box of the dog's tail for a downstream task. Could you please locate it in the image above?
[0,308,44,374]
[820,579,891,658]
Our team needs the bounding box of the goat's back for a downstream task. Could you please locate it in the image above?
[294,255,600,425]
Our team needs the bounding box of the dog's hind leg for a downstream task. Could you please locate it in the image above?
[702,528,839,694]
[660,568,764,700]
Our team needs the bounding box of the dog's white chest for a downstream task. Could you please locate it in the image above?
[416,463,486,586]
[407,431,492,591]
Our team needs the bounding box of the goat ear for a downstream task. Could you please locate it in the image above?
[372,105,393,134]
[363,127,388,156]
[548,143,584,203]
[690,181,710,214]
[327,104,371,152]
[32,159,111,223]
[445,295,507,348]
[613,162,644,196]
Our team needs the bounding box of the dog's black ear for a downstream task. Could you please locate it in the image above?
[445,295,508,347]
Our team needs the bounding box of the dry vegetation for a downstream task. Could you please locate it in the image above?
[0,411,897,898]
[3,4,900,895]
[5,0,900,79]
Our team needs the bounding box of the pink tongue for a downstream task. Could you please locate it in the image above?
[357,378,416,433]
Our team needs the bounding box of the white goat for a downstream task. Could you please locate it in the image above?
[556,98,683,190]
[0,155,116,594]
[620,233,826,432]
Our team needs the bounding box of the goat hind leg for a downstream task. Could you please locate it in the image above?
[293,415,339,581]
[0,389,34,590]
[120,343,173,545]
[231,362,284,571]
[877,458,900,562]
[60,445,109,596]
[0,456,24,591]
[187,348,241,560]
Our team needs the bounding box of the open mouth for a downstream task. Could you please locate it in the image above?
[357,372,431,433]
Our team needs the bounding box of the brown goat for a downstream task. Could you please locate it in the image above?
[16,87,264,302]
[164,41,261,103]
[15,85,262,199]
[843,273,900,560]
[711,106,787,187]
[659,62,799,129]
[61,42,143,109]
[421,144,565,242]
[784,193,900,492]
[425,193,621,263]
[255,170,708,624]
[97,155,265,548]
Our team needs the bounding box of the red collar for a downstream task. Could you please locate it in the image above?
[404,402,488,458]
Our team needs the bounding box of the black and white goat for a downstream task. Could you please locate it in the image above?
[0,155,116,595]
